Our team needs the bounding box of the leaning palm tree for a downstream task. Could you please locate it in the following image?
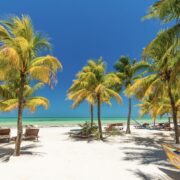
[114,56,149,134]
[126,26,180,143]
[141,0,180,143]
[0,15,62,155]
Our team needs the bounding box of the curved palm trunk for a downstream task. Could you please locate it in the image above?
[15,73,26,156]
[126,98,131,134]
[90,104,94,127]
[168,83,179,144]
[97,94,103,140]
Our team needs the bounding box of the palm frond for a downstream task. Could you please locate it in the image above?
[25,97,49,112]
[30,55,62,72]
[28,66,53,84]
[0,99,18,112]
[143,0,180,23]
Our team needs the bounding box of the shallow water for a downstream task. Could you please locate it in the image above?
[0,117,168,127]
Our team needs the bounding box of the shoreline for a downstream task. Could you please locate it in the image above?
[0,117,169,127]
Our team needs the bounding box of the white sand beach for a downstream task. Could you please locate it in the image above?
[0,126,179,180]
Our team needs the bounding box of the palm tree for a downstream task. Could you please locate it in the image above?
[138,96,164,126]
[114,56,149,134]
[68,58,122,139]
[80,59,122,139]
[68,78,96,127]
[138,98,158,126]
[138,89,180,126]
[126,26,180,143]
[141,0,180,143]
[0,15,62,155]
[67,61,100,127]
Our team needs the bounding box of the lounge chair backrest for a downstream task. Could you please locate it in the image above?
[115,123,123,126]
[106,123,123,131]
[25,128,39,137]
[163,123,170,127]
[0,128,10,135]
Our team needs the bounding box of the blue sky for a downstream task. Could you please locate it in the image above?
[0,0,164,117]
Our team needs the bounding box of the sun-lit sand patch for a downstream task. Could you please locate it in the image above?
[0,126,179,180]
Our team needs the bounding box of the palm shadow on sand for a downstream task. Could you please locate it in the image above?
[119,133,180,179]
[0,143,45,162]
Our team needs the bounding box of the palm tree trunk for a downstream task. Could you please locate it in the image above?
[126,98,131,134]
[97,94,103,140]
[168,83,179,144]
[153,118,156,127]
[15,73,26,156]
[168,116,171,130]
[90,104,94,127]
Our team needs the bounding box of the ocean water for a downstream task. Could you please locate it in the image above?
[0,117,168,127]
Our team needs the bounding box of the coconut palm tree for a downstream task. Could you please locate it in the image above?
[138,89,180,125]
[0,15,62,155]
[68,78,96,127]
[68,58,122,139]
[138,97,159,126]
[138,95,165,126]
[68,59,113,127]
[68,63,98,127]
[95,74,122,139]
[80,59,122,139]
[114,56,149,134]
[126,26,180,143]
[141,0,180,143]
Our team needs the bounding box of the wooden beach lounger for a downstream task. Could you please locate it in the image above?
[69,129,93,138]
[23,128,39,141]
[162,144,180,170]
[0,128,11,142]
[155,123,170,130]
[105,123,124,132]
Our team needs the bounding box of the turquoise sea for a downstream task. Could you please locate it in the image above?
[0,117,168,127]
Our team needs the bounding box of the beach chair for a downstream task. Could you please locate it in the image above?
[153,123,172,131]
[69,129,81,136]
[0,128,11,142]
[162,144,180,170]
[105,123,124,132]
[133,120,143,129]
[23,128,39,141]
[69,130,92,138]
[69,128,95,138]
[133,120,149,129]
[163,123,172,131]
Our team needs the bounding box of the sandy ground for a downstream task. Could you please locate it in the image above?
[0,126,179,180]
